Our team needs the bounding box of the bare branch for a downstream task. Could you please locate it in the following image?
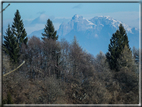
[3,60,25,77]
[0,3,10,13]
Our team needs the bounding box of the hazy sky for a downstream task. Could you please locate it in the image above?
[1,1,140,35]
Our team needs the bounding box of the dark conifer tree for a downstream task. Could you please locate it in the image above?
[42,19,60,78]
[106,24,131,71]
[3,24,19,63]
[42,19,58,40]
[12,10,28,49]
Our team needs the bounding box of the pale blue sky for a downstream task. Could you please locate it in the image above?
[3,3,139,20]
[1,2,140,35]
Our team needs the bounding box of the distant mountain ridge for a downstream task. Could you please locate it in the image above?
[58,14,136,36]
[28,14,139,56]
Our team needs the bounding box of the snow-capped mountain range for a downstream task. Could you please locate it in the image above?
[28,14,139,56]
[58,14,136,36]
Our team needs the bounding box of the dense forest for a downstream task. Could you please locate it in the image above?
[2,10,140,104]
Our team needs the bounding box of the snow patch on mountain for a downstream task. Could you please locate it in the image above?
[58,14,98,36]
[86,19,95,25]
[90,16,134,33]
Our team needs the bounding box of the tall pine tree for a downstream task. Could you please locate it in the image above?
[3,24,19,63]
[12,10,28,49]
[42,19,60,78]
[42,19,58,40]
[106,24,131,71]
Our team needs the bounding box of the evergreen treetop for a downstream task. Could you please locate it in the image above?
[42,19,58,40]
[12,9,28,48]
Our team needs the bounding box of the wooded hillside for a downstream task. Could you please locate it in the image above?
[2,10,140,104]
